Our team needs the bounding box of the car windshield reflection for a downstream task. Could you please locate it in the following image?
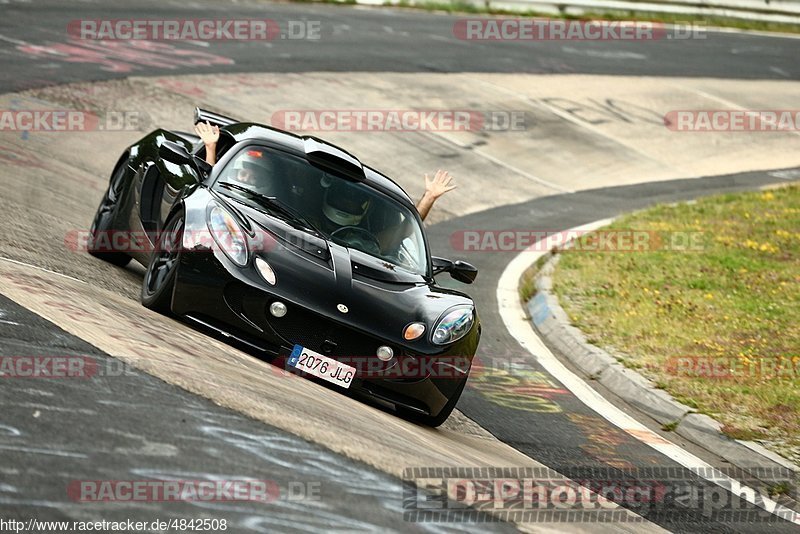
[213,145,428,276]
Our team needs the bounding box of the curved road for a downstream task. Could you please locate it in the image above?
[1,1,799,532]
[1,0,799,95]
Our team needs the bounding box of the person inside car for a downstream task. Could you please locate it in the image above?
[318,180,381,252]
[224,148,274,190]
[194,121,456,221]
[318,181,422,271]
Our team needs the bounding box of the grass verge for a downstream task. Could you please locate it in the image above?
[292,0,800,35]
[551,184,800,464]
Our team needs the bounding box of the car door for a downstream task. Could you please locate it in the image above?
[141,131,203,234]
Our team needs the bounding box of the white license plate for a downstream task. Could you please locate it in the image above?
[288,345,355,389]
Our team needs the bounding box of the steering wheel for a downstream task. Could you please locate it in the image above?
[331,226,381,255]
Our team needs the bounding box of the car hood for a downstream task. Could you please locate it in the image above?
[228,198,476,349]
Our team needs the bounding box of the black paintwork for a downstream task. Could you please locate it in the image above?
[91,115,481,426]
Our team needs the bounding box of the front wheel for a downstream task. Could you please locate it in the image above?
[141,212,184,314]
[399,375,468,428]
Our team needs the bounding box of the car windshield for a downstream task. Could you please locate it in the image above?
[213,145,428,276]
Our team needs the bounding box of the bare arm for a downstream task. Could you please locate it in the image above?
[416,169,456,221]
[194,121,220,166]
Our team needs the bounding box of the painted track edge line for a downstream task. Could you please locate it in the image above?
[0,257,87,284]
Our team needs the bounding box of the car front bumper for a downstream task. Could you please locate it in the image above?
[170,248,473,418]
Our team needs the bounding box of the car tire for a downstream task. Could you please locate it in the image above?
[141,211,184,314]
[401,375,468,428]
[88,160,132,267]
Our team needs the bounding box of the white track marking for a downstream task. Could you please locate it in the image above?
[466,75,691,178]
[497,219,800,525]
[770,66,791,78]
[0,445,88,459]
[0,33,28,46]
[561,46,647,60]
[470,148,574,193]
[0,257,86,284]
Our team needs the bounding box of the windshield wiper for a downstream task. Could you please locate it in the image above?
[217,182,321,235]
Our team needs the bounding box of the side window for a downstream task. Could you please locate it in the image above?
[194,131,235,162]
[214,134,235,160]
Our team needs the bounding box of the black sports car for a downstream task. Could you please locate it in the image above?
[89,108,480,426]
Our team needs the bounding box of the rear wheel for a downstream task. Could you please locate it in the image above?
[141,212,184,314]
[88,160,131,267]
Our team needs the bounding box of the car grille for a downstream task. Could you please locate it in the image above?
[265,302,393,369]
[222,281,399,374]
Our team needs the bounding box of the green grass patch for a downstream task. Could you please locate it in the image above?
[661,420,680,432]
[386,0,497,14]
[578,10,800,35]
[552,185,800,462]
[767,481,793,497]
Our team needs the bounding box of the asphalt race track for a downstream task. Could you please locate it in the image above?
[1,0,799,532]
[0,294,516,532]
[2,0,800,93]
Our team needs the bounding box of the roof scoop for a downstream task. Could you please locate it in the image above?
[303,137,365,181]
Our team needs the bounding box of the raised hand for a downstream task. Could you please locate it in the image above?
[194,121,219,146]
[424,169,457,199]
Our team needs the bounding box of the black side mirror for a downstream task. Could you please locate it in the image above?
[159,141,212,180]
[451,260,478,284]
[431,257,478,284]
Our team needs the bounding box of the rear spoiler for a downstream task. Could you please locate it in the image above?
[194,107,238,128]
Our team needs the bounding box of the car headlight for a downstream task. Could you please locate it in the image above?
[207,204,248,266]
[431,307,474,345]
